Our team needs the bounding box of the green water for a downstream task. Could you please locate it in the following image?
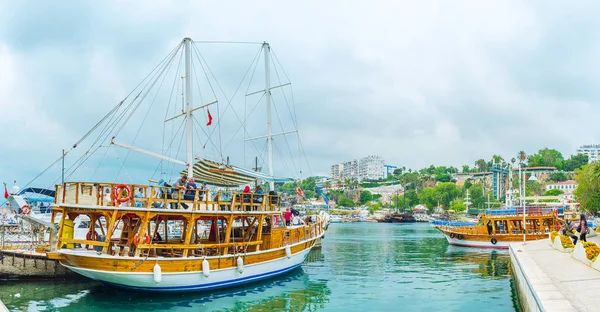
[0,223,520,311]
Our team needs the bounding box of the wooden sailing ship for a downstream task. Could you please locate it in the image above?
[433,208,558,249]
[43,37,323,291]
[48,182,324,291]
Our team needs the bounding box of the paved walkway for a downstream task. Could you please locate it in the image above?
[512,237,600,311]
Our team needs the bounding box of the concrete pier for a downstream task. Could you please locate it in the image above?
[510,238,600,312]
[0,298,7,312]
[0,249,73,278]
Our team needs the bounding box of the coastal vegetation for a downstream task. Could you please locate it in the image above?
[278,147,597,213]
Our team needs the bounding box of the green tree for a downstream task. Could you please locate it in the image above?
[563,154,588,172]
[435,173,452,183]
[544,189,564,196]
[338,196,355,207]
[467,183,488,208]
[463,178,473,190]
[417,187,437,210]
[527,148,564,169]
[475,159,488,172]
[548,172,568,182]
[449,199,466,212]
[461,165,470,173]
[434,182,461,208]
[575,163,600,214]
[525,181,543,196]
[404,190,419,207]
[359,190,373,204]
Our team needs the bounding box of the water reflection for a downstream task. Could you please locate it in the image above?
[1,262,331,312]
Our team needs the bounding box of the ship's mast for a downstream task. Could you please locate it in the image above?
[184,37,194,177]
[264,42,274,191]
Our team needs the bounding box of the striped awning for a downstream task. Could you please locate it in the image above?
[183,159,294,187]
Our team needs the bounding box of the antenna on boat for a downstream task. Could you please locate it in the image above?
[184,37,194,178]
[263,42,274,191]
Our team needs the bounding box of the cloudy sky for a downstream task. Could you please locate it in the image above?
[1,1,599,187]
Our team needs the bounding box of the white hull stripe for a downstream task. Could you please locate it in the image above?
[98,264,302,292]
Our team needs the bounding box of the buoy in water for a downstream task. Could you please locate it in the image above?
[153,263,162,284]
[237,256,244,273]
[202,258,210,277]
[285,246,292,258]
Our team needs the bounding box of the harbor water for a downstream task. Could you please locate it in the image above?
[0,223,519,311]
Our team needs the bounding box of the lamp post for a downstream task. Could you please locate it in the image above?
[522,168,537,244]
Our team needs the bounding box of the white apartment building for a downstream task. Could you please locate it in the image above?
[358,155,385,181]
[330,155,384,181]
[545,180,578,193]
[577,144,600,163]
[342,160,358,180]
[330,164,343,181]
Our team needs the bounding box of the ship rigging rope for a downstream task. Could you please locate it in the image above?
[162,49,185,179]
[112,45,181,139]
[192,43,265,162]
[42,43,184,189]
[270,49,298,129]
[270,96,299,175]
[115,46,181,180]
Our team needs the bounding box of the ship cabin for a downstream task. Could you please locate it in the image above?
[50,182,324,260]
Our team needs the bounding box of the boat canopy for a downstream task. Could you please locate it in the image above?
[18,187,56,198]
[183,158,294,187]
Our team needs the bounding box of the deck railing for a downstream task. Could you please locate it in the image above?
[55,182,282,212]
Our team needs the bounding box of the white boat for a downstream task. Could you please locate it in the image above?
[329,215,342,223]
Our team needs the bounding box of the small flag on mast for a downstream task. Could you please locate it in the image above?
[206,109,213,126]
[3,183,8,199]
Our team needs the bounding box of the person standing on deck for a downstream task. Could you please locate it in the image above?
[184,178,197,201]
[175,175,189,209]
[284,208,292,226]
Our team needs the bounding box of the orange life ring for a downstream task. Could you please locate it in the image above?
[296,187,304,197]
[133,233,150,246]
[113,184,132,203]
[21,205,31,215]
[86,230,99,241]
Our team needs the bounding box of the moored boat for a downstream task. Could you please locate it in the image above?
[48,182,325,291]
[44,37,323,292]
[433,207,558,249]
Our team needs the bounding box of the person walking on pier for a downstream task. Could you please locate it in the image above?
[576,214,588,244]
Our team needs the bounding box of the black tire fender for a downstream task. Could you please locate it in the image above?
[450,233,456,239]
[491,238,497,245]
[457,234,463,240]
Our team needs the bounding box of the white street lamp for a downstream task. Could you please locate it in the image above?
[522,171,537,244]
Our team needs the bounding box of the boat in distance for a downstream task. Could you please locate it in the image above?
[433,207,558,249]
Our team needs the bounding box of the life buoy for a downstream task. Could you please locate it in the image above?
[450,233,456,239]
[296,187,304,197]
[457,234,463,240]
[491,238,497,245]
[21,205,31,215]
[113,184,132,203]
[86,230,99,241]
[133,233,150,246]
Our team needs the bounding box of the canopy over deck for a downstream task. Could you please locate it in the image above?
[184,159,293,187]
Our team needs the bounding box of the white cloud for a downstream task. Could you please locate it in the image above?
[1,1,599,186]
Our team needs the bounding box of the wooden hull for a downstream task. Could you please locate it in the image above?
[438,228,548,249]
[57,238,318,292]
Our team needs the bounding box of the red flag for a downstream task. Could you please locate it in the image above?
[206,109,213,126]
[3,184,8,199]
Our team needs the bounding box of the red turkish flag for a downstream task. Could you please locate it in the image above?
[3,185,8,199]
[206,109,213,126]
